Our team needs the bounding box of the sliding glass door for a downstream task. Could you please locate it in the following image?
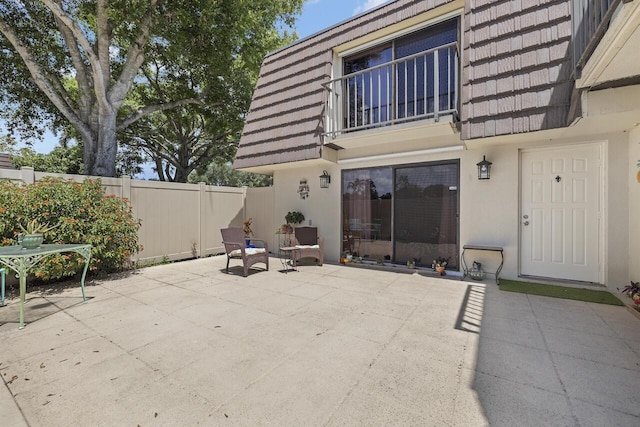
[342,161,459,268]
[342,168,393,262]
[393,161,459,269]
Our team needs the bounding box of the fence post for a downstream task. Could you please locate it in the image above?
[242,186,248,222]
[121,175,131,202]
[199,182,207,258]
[20,166,35,185]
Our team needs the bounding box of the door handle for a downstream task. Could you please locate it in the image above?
[523,221,530,226]
[523,215,529,219]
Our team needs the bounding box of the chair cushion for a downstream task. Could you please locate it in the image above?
[230,248,266,257]
[295,227,318,245]
[295,245,320,249]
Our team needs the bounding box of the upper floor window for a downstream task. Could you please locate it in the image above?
[325,18,460,137]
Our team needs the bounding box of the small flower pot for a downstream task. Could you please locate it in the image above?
[20,233,44,250]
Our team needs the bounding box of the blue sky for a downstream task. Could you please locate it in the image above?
[297,0,389,38]
[3,0,390,156]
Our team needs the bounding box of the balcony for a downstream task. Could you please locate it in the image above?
[322,42,459,144]
[573,0,640,88]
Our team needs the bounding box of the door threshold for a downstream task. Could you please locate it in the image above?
[517,275,605,289]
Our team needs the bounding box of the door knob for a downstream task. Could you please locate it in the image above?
[523,215,529,219]
[523,221,530,226]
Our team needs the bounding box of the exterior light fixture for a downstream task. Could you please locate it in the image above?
[476,155,492,180]
[319,170,331,188]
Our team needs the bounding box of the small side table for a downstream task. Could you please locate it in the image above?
[279,246,301,273]
[0,244,92,329]
[461,245,504,284]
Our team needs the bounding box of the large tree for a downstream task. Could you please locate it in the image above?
[0,0,302,177]
[190,161,272,188]
[124,108,237,182]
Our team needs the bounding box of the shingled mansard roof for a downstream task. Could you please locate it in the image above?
[462,0,573,139]
[234,0,458,170]
[0,153,15,169]
[235,0,575,170]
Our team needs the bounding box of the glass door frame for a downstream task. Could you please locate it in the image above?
[340,159,460,269]
[391,159,460,269]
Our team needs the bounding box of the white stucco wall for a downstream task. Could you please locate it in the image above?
[271,131,632,288]
[606,133,631,287]
[629,125,640,283]
[273,165,342,260]
[459,147,520,279]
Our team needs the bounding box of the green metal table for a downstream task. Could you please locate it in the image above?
[0,244,92,329]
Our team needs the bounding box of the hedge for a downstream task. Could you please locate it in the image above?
[0,177,141,280]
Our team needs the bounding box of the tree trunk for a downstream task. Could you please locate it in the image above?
[83,112,118,177]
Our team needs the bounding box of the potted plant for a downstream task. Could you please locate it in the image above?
[276,224,294,235]
[243,218,253,246]
[285,211,305,225]
[434,257,448,275]
[620,281,640,310]
[18,219,58,249]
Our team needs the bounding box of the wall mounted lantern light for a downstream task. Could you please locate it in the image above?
[476,155,492,180]
[319,170,331,188]
[298,178,309,199]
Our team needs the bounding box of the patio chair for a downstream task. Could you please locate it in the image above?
[292,226,324,266]
[220,227,269,277]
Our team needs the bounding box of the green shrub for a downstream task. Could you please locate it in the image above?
[0,177,141,280]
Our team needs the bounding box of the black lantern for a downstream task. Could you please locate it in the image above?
[476,155,492,180]
[319,170,331,188]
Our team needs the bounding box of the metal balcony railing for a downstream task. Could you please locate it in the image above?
[322,43,459,138]
[573,0,624,77]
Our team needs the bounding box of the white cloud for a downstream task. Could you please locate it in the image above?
[353,0,388,15]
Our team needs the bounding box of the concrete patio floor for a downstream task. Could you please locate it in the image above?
[1,256,639,426]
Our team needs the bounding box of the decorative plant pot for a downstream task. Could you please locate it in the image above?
[469,269,485,280]
[20,233,44,249]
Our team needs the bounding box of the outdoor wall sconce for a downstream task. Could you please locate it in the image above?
[298,178,309,199]
[319,170,331,188]
[476,155,492,180]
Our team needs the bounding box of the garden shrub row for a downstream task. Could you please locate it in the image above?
[0,177,141,280]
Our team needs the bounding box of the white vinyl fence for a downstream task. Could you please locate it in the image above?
[1,167,276,264]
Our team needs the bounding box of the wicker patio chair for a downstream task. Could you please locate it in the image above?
[292,226,324,266]
[220,227,269,277]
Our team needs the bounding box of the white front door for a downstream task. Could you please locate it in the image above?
[520,144,601,282]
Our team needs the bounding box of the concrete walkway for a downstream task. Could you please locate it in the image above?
[1,256,639,426]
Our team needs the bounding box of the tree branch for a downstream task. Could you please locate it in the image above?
[42,0,110,111]
[96,0,111,92]
[127,134,179,166]
[109,0,160,105]
[53,15,93,119]
[116,98,213,131]
[0,21,92,141]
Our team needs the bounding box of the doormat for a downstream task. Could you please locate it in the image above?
[499,279,624,306]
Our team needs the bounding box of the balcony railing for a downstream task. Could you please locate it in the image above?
[572,0,624,77]
[322,43,459,139]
